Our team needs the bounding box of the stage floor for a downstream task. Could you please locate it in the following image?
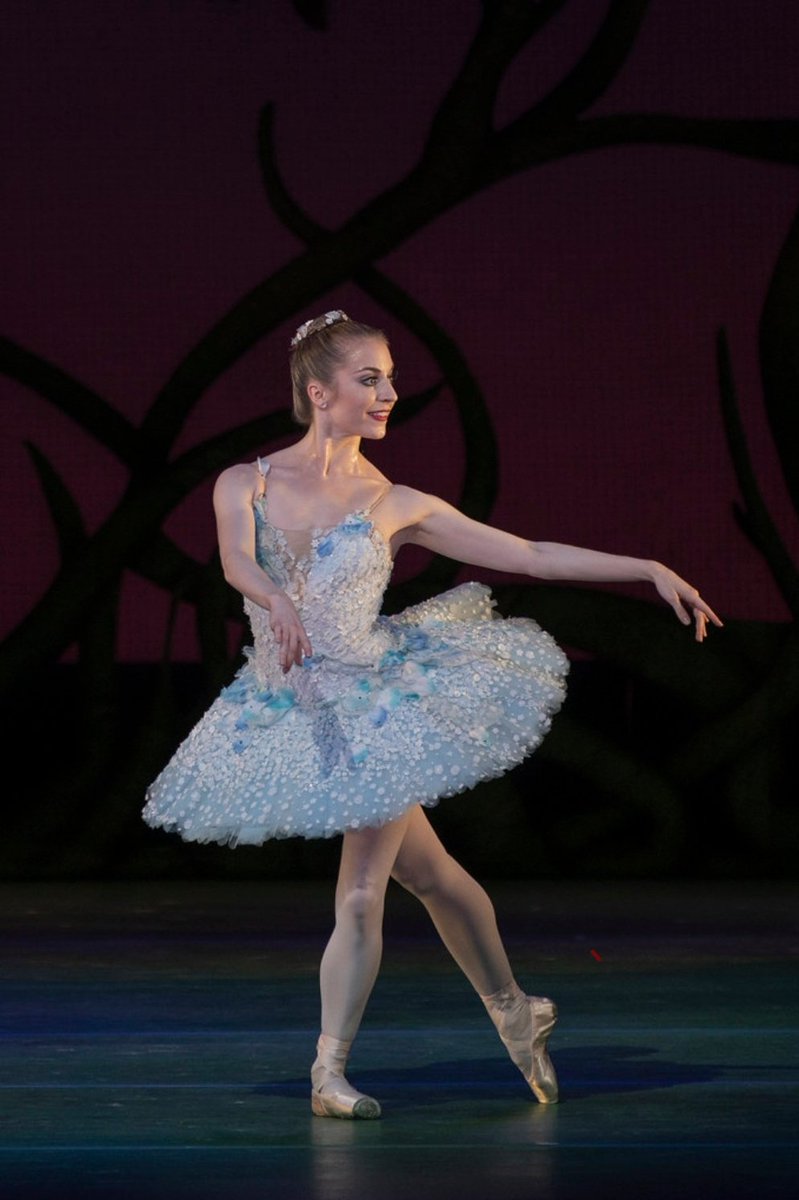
[0,878,797,1199]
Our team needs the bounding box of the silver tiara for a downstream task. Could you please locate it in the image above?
[290,310,349,348]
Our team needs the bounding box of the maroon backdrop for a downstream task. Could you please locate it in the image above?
[3,0,798,661]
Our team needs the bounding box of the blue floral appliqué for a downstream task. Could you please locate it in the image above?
[349,653,438,728]
[221,676,250,703]
[340,515,372,535]
[316,514,373,558]
[222,675,296,751]
[403,629,430,651]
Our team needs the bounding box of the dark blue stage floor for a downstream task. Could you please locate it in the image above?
[0,879,796,1199]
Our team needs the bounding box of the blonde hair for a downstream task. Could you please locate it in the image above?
[289,311,387,426]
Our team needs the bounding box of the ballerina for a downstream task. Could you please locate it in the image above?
[143,310,722,1117]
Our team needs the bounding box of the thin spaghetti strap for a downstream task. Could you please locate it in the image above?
[255,456,270,500]
[363,483,392,518]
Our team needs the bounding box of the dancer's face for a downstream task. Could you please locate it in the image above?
[318,337,398,439]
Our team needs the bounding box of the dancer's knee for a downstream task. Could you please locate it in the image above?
[336,882,385,937]
[392,853,455,901]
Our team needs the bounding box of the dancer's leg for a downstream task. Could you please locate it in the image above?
[391,806,558,1102]
[312,809,412,1118]
[390,805,513,994]
[320,810,412,1040]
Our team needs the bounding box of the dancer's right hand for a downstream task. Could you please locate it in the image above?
[268,592,313,672]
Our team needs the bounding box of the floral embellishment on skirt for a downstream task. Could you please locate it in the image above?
[221,676,296,752]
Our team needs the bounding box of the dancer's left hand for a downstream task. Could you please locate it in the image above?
[651,564,723,642]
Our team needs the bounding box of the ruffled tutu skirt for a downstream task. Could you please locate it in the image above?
[142,582,568,844]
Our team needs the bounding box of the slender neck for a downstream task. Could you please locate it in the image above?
[293,426,364,478]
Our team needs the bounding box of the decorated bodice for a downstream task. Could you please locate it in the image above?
[243,464,395,686]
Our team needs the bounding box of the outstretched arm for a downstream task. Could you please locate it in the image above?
[393,489,723,642]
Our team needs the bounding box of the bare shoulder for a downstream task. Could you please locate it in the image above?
[213,462,261,507]
[385,483,424,506]
[381,484,439,526]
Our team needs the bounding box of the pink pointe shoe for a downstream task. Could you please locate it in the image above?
[480,982,559,1104]
[310,1034,381,1120]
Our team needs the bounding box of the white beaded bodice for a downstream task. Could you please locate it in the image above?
[244,484,395,690]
